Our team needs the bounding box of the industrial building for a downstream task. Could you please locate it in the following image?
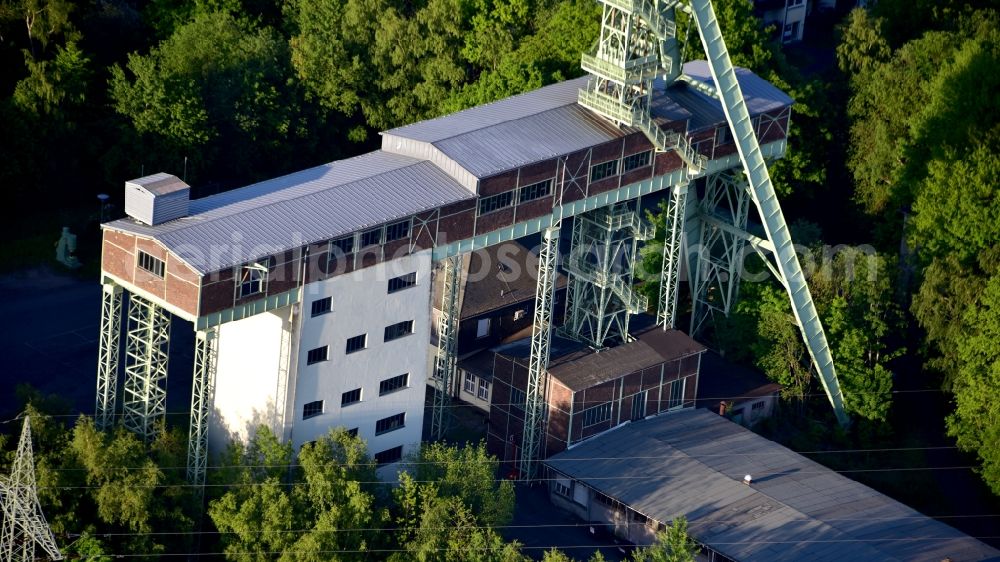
[544,409,1000,561]
[94,0,853,490]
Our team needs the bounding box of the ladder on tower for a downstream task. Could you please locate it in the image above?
[688,0,848,425]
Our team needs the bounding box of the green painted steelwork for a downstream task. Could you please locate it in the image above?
[95,283,123,431]
[122,294,171,441]
[0,417,63,562]
[186,329,218,490]
[519,226,560,480]
[689,0,848,425]
[656,182,688,329]
[430,254,461,441]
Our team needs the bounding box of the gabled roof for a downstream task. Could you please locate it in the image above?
[126,173,189,196]
[105,151,474,274]
[545,409,1000,562]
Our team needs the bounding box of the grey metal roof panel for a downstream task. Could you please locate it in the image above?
[544,409,1000,562]
[127,172,190,196]
[105,151,475,274]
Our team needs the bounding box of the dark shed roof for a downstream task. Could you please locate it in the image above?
[545,409,1000,562]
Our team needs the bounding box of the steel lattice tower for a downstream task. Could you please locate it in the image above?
[0,417,63,562]
[563,203,653,348]
[430,254,462,440]
[122,295,171,441]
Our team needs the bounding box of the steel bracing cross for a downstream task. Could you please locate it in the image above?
[656,183,689,330]
[689,171,751,336]
[122,295,172,441]
[95,283,123,431]
[186,328,219,489]
[0,417,63,562]
[430,254,462,441]
[519,226,560,480]
[688,0,848,424]
[564,203,652,348]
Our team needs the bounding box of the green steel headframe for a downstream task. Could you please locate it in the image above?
[96,283,123,431]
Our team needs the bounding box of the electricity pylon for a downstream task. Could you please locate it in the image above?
[1,416,63,561]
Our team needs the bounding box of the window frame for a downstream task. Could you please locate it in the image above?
[311,297,332,317]
[345,334,367,354]
[518,179,553,203]
[302,400,324,420]
[510,387,526,410]
[383,320,414,342]
[590,159,619,182]
[667,377,686,410]
[582,402,612,427]
[360,227,383,248]
[477,190,515,216]
[622,151,652,172]
[464,371,476,394]
[477,378,490,400]
[375,412,406,435]
[387,272,417,294]
[306,345,329,365]
[238,262,269,299]
[476,318,491,339]
[341,388,362,407]
[137,251,165,278]
[374,445,403,465]
[384,219,411,242]
[379,373,410,396]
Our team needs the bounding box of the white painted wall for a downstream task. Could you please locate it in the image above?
[290,250,433,466]
[211,307,292,454]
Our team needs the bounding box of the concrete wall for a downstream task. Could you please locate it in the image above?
[290,249,433,466]
[211,307,292,453]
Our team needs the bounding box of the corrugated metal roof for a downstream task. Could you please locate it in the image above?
[127,173,190,196]
[106,151,474,274]
[545,409,1000,562]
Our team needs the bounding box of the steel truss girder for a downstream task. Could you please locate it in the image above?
[187,328,218,489]
[122,294,171,442]
[657,183,689,329]
[430,254,462,441]
[95,283,123,431]
[690,171,750,336]
[519,227,560,480]
[0,417,63,562]
[564,204,645,348]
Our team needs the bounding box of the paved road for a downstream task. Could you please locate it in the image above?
[0,267,194,423]
[505,484,629,561]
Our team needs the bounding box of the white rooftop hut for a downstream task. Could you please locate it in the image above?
[124,173,190,226]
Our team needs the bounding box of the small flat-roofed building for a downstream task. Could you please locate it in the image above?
[544,409,1000,562]
[487,327,706,467]
[696,351,781,427]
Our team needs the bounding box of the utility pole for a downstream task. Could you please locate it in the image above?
[1,417,63,562]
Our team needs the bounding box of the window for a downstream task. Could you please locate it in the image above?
[302,400,324,420]
[311,297,332,317]
[464,372,476,394]
[346,427,359,438]
[783,20,800,41]
[478,378,490,400]
[374,445,403,465]
[518,179,552,203]
[510,387,526,410]
[361,227,383,247]
[622,151,652,172]
[385,219,411,242]
[375,412,405,435]
[668,378,685,410]
[476,318,491,339]
[341,388,362,406]
[553,477,571,497]
[345,334,367,354]
[478,191,515,215]
[384,320,414,342]
[380,373,409,395]
[752,400,765,411]
[306,346,328,365]
[590,159,619,182]
[239,264,267,298]
[330,235,355,256]
[137,251,165,278]
[582,402,612,427]
[716,126,729,146]
[387,272,417,294]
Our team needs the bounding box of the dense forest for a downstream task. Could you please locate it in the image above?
[1,0,999,558]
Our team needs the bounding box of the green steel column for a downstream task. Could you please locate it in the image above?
[657,183,688,330]
[95,283,123,431]
[519,226,560,480]
[122,295,171,441]
[187,328,218,490]
[431,254,462,441]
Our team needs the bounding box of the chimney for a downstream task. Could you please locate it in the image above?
[125,173,190,226]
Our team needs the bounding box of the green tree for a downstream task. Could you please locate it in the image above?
[109,11,306,183]
[631,517,698,562]
[946,274,1000,495]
